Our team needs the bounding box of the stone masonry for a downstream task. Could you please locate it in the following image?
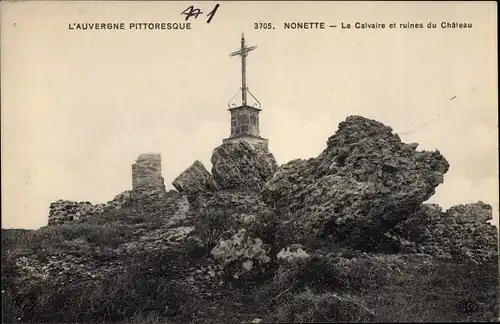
[47,153,168,226]
[132,153,166,196]
[48,200,105,225]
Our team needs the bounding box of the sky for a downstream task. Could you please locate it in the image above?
[1,1,498,229]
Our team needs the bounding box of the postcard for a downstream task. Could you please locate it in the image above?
[1,1,498,323]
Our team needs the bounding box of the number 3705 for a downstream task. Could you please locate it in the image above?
[254,22,274,30]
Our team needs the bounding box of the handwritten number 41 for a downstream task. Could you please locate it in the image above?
[181,4,220,23]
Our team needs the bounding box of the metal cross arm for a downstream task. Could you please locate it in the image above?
[229,45,257,57]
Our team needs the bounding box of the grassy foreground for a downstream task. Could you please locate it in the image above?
[2,214,499,323]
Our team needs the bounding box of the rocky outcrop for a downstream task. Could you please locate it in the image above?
[211,140,278,191]
[446,202,493,224]
[384,202,498,264]
[172,160,218,201]
[48,200,105,225]
[191,189,273,217]
[262,116,450,249]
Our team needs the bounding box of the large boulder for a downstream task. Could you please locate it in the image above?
[262,116,450,249]
[211,140,278,191]
[172,160,218,201]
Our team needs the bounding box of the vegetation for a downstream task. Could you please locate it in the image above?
[2,205,498,323]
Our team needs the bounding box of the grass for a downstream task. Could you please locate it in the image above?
[272,288,375,323]
[268,253,499,323]
[2,223,135,257]
[2,247,196,323]
[367,260,499,322]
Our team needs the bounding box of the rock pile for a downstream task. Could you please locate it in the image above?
[262,115,450,249]
[48,200,105,225]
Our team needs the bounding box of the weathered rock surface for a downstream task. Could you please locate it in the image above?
[262,116,450,249]
[211,228,272,280]
[211,140,278,191]
[446,201,493,224]
[172,160,218,201]
[48,200,105,225]
[189,189,277,252]
[277,244,311,267]
[191,189,273,217]
[384,202,499,264]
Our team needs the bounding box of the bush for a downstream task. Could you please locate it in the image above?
[194,208,235,252]
[292,256,342,291]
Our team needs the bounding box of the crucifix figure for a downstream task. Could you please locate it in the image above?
[229,33,257,107]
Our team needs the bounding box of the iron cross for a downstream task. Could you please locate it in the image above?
[229,33,257,106]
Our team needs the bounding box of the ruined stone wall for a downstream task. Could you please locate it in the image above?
[132,153,166,197]
[48,200,105,225]
[47,153,167,226]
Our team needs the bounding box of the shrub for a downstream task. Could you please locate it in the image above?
[292,256,342,291]
[194,208,235,252]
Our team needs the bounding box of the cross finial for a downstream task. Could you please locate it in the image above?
[229,34,258,107]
